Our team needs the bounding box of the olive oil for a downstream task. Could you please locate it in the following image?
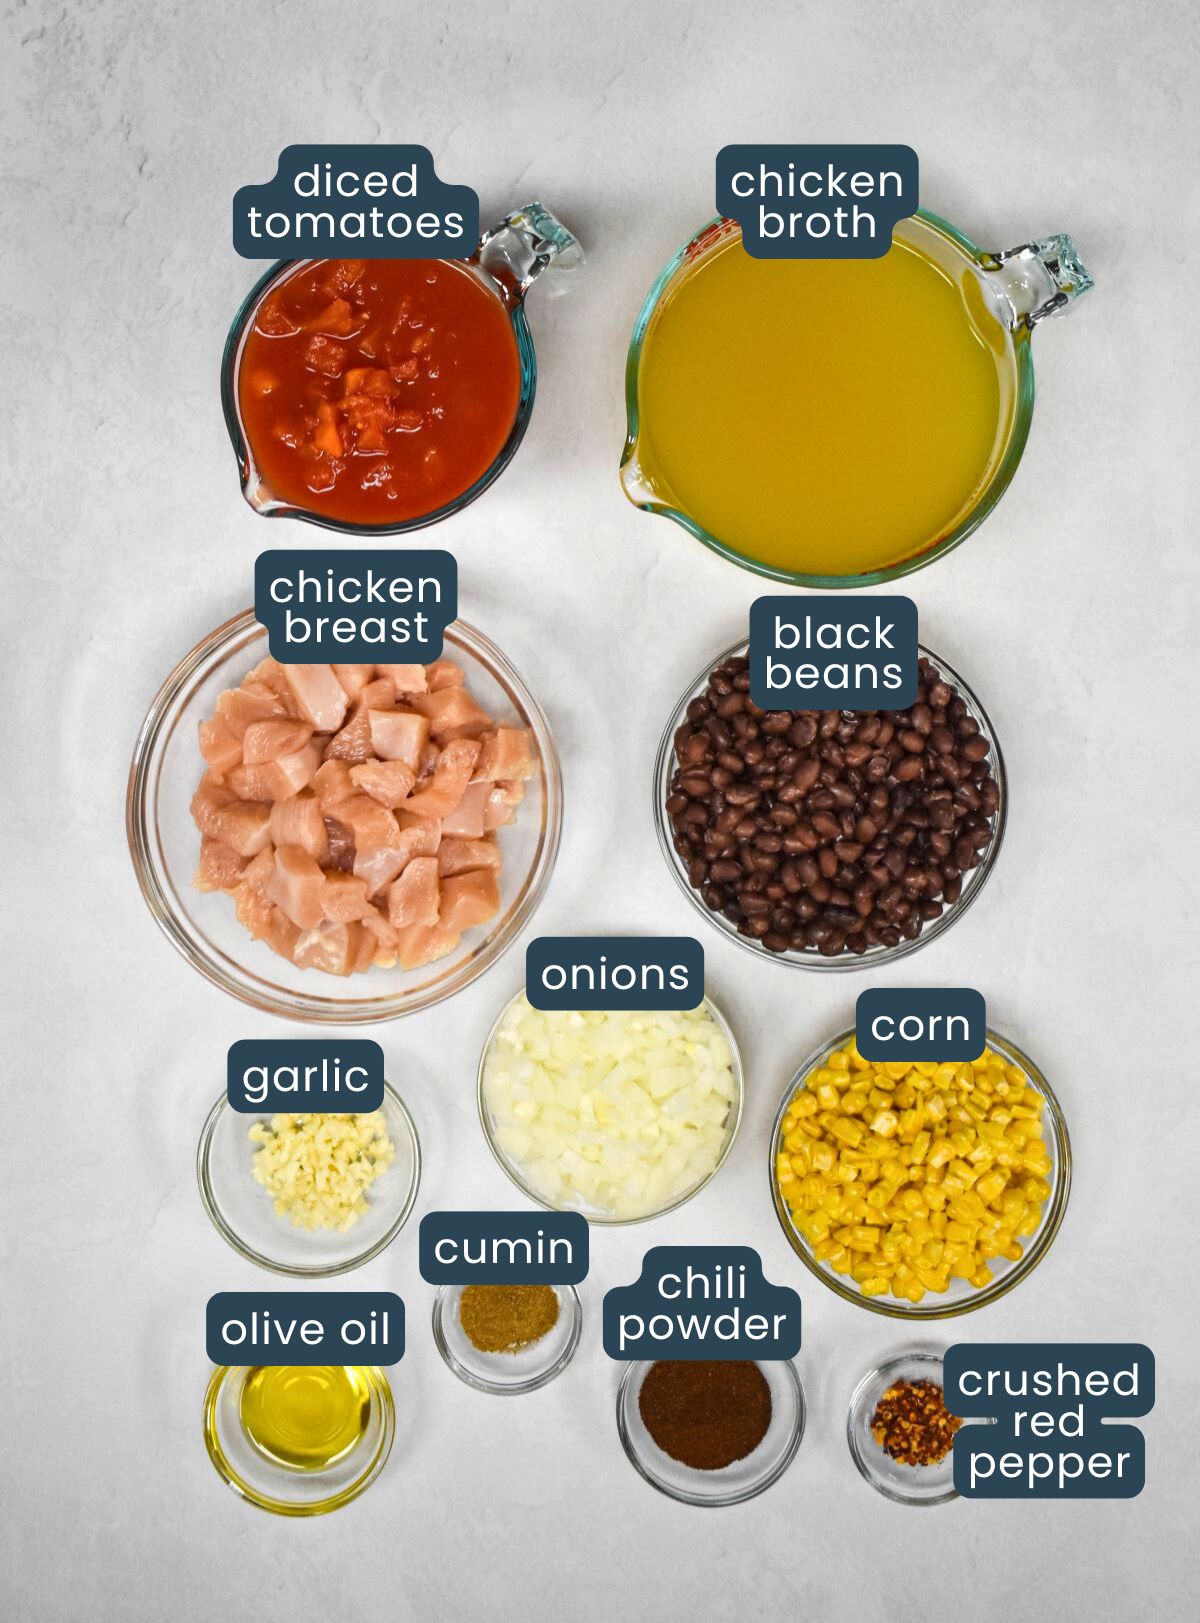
[239,1365,371,1471]
[634,225,1017,580]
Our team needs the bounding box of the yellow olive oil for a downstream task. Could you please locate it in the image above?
[635,227,1017,579]
[239,1365,371,1471]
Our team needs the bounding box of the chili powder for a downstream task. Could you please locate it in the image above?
[638,1360,772,1470]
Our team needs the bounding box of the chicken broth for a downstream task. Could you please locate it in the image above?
[634,226,1017,580]
[237,257,522,526]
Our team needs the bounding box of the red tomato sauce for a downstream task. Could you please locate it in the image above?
[237,258,522,526]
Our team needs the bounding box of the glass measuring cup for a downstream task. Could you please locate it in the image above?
[621,209,1092,588]
[222,202,582,533]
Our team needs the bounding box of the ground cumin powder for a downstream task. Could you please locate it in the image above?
[458,1285,560,1353]
[638,1360,772,1470]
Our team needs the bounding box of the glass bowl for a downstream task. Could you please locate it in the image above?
[770,1025,1071,1318]
[846,1348,959,1506]
[127,610,562,1022]
[203,1364,394,1515]
[197,1081,420,1276]
[653,637,1006,973]
[616,1359,805,1506]
[477,988,744,1225]
[431,1284,582,1394]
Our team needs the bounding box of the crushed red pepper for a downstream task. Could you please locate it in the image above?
[870,1377,962,1466]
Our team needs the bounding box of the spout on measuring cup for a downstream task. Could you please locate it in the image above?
[478,202,584,302]
[982,234,1094,328]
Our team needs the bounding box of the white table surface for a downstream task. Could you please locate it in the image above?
[4,2,1198,1618]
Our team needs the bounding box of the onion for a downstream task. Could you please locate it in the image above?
[482,998,738,1219]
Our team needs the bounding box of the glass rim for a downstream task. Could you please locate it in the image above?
[195,1079,422,1277]
[615,1357,806,1507]
[220,255,537,535]
[620,206,1036,590]
[845,1347,960,1506]
[652,635,1008,972]
[430,1283,582,1395]
[476,983,745,1225]
[768,1024,1072,1319]
[202,1363,395,1516]
[126,607,564,1023]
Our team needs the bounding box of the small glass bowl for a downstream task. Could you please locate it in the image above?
[431,1284,582,1394]
[616,1359,806,1506]
[770,1025,1071,1318]
[127,610,562,1022]
[197,1082,420,1276]
[846,1349,959,1506]
[203,1364,394,1516]
[477,988,744,1224]
[653,638,1006,972]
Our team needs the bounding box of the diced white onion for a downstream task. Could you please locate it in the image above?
[482,1000,738,1219]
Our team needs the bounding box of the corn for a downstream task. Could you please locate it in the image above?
[777,1037,1053,1305]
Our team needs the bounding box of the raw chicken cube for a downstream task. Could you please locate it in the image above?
[439,869,500,933]
[349,759,417,808]
[409,686,493,741]
[195,837,248,892]
[311,758,356,811]
[293,921,361,976]
[280,664,350,733]
[386,856,440,927]
[376,662,428,693]
[404,739,481,819]
[199,715,243,776]
[322,871,372,922]
[332,663,376,699]
[228,742,320,802]
[437,836,502,876]
[396,921,462,969]
[484,780,526,829]
[241,718,313,764]
[213,800,273,858]
[268,793,328,859]
[217,681,288,737]
[441,780,490,838]
[426,659,465,691]
[265,845,326,931]
[474,728,538,782]
[367,709,430,771]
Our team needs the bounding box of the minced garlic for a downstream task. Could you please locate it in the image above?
[248,1112,395,1232]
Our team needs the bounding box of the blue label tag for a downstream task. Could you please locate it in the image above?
[254,549,456,664]
[418,1212,589,1283]
[603,1246,801,1360]
[233,145,478,259]
[207,1292,404,1365]
[856,989,986,1062]
[525,937,704,1011]
[945,1343,1154,1498]
[227,1039,385,1113]
[748,595,918,710]
[716,144,918,258]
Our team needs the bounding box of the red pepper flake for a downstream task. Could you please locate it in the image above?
[870,1377,962,1467]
